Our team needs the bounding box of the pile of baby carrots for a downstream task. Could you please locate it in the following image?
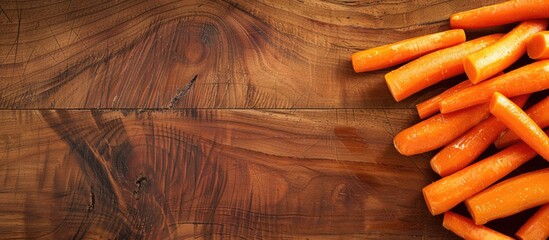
[352,0,549,239]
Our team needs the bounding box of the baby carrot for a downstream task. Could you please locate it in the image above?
[465,168,549,225]
[416,72,505,119]
[385,34,502,102]
[490,92,549,160]
[464,20,547,84]
[450,0,549,29]
[495,95,549,148]
[430,95,530,177]
[351,29,466,73]
[424,141,537,215]
[440,60,549,113]
[527,31,549,59]
[516,204,549,240]
[416,80,474,119]
[443,212,514,240]
[394,104,490,156]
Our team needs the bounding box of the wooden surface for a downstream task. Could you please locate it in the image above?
[0,0,522,239]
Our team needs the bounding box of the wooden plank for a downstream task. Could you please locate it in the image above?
[0,109,450,239]
[0,0,501,109]
[5,0,539,238]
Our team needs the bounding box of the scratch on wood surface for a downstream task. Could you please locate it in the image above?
[168,74,198,108]
[20,46,35,82]
[1,41,14,65]
[48,24,66,59]
[381,105,396,137]
[71,28,97,62]
[0,5,11,23]
[13,9,21,77]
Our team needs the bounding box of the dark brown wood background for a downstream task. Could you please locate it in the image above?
[0,0,509,239]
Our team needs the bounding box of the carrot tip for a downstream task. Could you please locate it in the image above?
[429,160,442,176]
[422,186,436,215]
[393,136,409,156]
[385,72,404,102]
[527,32,549,60]
[464,200,482,225]
[463,57,480,84]
[351,52,364,73]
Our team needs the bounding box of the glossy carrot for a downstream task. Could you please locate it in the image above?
[415,72,504,119]
[385,34,502,102]
[465,168,549,225]
[527,31,549,59]
[430,95,530,177]
[450,0,549,29]
[394,104,490,156]
[516,204,549,240]
[464,20,547,84]
[496,96,549,148]
[443,212,514,240]
[490,92,549,160]
[351,29,466,73]
[440,60,549,113]
[424,140,537,215]
[416,80,474,119]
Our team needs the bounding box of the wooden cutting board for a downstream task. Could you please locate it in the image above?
[1,0,531,239]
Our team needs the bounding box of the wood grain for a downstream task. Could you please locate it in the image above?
[0,0,501,109]
[0,109,443,239]
[1,0,527,239]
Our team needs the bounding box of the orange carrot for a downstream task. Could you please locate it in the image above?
[440,60,549,113]
[464,20,547,84]
[394,104,490,156]
[443,212,514,240]
[430,95,530,177]
[496,95,549,149]
[424,141,538,216]
[385,34,502,102]
[415,72,505,119]
[527,31,549,59]
[516,204,549,240]
[351,29,466,73]
[450,0,549,29]
[416,80,474,119]
[465,168,549,225]
[490,92,549,160]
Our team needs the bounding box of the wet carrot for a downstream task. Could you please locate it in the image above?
[416,80,474,119]
[424,141,538,215]
[490,92,549,160]
[465,168,549,225]
[351,29,466,73]
[464,20,547,84]
[430,95,530,177]
[527,31,549,59]
[516,204,549,240]
[443,212,514,240]
[450,0,549,29]
[385,34,502,102]
[496,96,549,149]
[440,60,549,113]
[416,72,505,120]
[394,104,490,156]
